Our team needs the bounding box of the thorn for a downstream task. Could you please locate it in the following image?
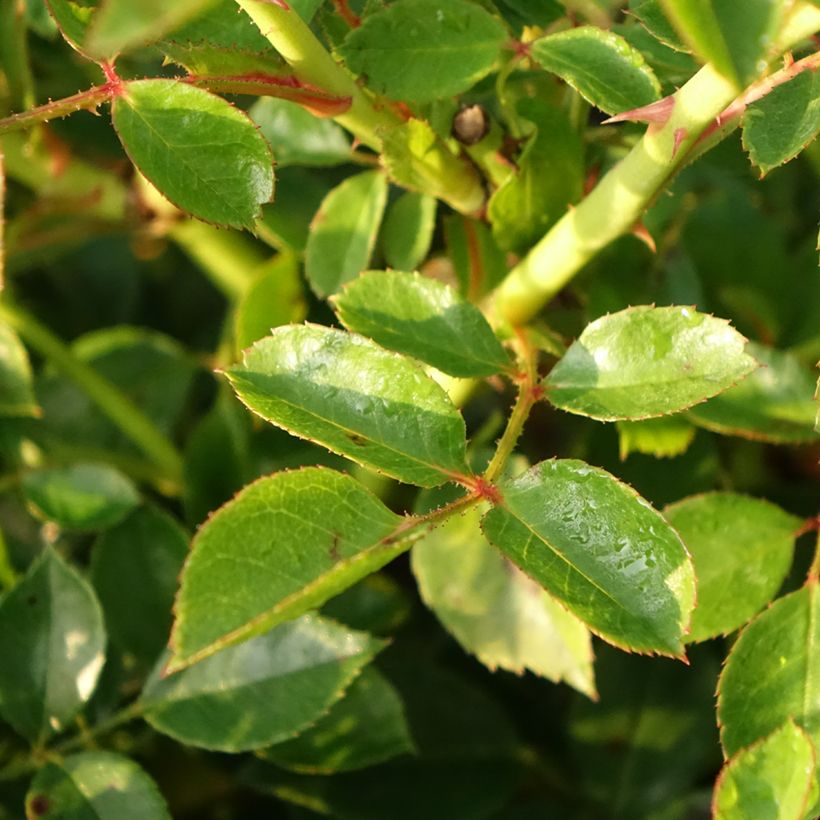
[602,95,675,127]
[631,221,656,253]
[672,127,688,158]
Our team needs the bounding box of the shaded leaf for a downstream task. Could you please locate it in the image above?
[260,668,415,773]
[687,343,819,443]
[339,0,507,104]
[629,0,689,52]
[665,493,800,642]
[143,614,383,753]
[742,69,820,176]
[0,321,38,417]
[170,467,403,671]
[718,584,820,757]
[481,459,696,657]
[496,0,564,29]
[444,215,508,299]
[25,752,172,820]
[617,416,696,460]
[0,549,105,742]
[713,721,816,820]
[322,573,412,636]
[544,306,758,421]
[332,270,512,378]
[531,26,662,115]
[382,191,437,273]
[305,171,387,297]
[226,325,470,487]
[22,463,139,531]
[412,502,596,696]
[112,79,274,229]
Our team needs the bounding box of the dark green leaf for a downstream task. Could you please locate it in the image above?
[305,170,387,297]
[0,322,38,417]
[260,668,415,773]
[143,614,383,752]
[0,548,105,742]
[742,69,820,176]
[660,0,788,88]
[664,493,800,642]
[617,416,697,459]
[531,26,662,115]
[332,270,512,378]
[381,191,437,272]
[339,0,507,104]
[322,574,412,636]
[629,0,689,52]
[712,721,816,820]
[687,343,820,443]
[496,0,564,29]
[22,463,140,531]
[170,466,403,671]
[481,459,696,657]
[26,752,171,820]
[112,79,274,229]
[91,505,188,666]
[226,325,470,487]
[412,503,596,696]
[718,584,820,757]
[544,306,758,421]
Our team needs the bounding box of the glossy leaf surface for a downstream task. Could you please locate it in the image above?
[544,306,757,421]
[412,503,596,697]
[171,467,403,670]
[333,270,511,378]
[22,463,140,531]
[531,26,662,115]
[0,549,105,742]
[144,615,383,752]
[304,171,387,297]
[481,459,696,657]
[339,0,507,104]
[0,321,37,417]
[226,325,469,487]
[112,80,274,229]
[718,584,820,756]
[712,721,816,820]
[382,192,437,273]
[665,493,799,642]
[26,752,172,820]
[261,668,414,774]
[687,343,819,443]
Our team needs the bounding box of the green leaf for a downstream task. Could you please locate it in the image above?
[543,306,758,421]
[481,459,696,657]
[305,170,387,297]
[628,0,689,52]
[531,26,662,115]
[488,99,584,255]
[332,270,512,378]
[22,463,140,531]
[0,321,38,417]
[226,325,470,487]
[322,574,412,635]
[712,721,816,820]
[235,252,307,354]
[444,215,508,299]
[170,466,404,670]
[249,98,352,168]
[664,493,800,643]
[25,752,172,820]
[143,614,383,752]
[111,79,274,230]
[338,0,507,104]
[45,0,93,53]
[87,0,219,58]
[260,668,415,773]
[382,192,437,272]
[91,506,188,667]
[718,584,820,757]
[412,502,596,697]
[617,416,697,460]
[0,548,105,742]
[496,0,564,29]
[687,343,820,443]
[742,69,820,176]
[659,0,788,89]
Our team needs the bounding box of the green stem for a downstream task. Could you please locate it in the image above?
[233,0,486,215]
[0,300,183,490]
[51,702,144,757]
[488,3,820,327]
[0,85,114,137]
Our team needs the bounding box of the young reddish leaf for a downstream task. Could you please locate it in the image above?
[226,325,470,487]
[170,467,404,671]
[112,79,274,230]
[481,459,696,658]
[544,306,758,421]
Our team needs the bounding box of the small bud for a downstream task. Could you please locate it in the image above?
[452,105,490,146]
